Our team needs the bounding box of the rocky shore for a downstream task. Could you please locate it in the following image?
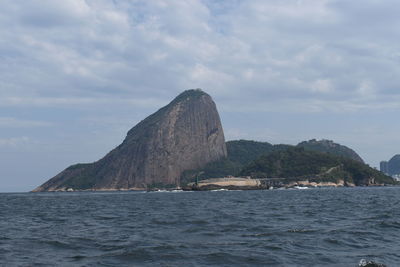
[33,177,391,192]
[183,177,388,191]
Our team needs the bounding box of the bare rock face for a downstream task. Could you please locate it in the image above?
[34,89,227,191]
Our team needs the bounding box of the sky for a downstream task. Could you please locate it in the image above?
[1,0,400,192]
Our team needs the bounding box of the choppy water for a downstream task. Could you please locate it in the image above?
[1,187,400,266]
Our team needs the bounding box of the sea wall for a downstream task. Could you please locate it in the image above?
[185,177,358,190]
[187,177,263,190]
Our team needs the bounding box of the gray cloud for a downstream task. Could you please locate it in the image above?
[0,117,52,128]
[0,136,30,147]
[2,0,399,106]
[1,0,399,191]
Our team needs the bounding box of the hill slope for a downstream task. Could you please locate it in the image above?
[181,140,291,183]
[240,147,394,185]
[297,139,364,163]
[182,139,365,183]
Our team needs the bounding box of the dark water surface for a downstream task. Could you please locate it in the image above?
[1,187,400,266]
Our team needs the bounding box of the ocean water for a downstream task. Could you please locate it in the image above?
[1,187,399,266]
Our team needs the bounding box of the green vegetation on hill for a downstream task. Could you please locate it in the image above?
[226,140,293,165]
[297,139,364,163]
[181,140,290,183]
[226,140,274,165]
[239,147,394,185]
[182,139,395,186]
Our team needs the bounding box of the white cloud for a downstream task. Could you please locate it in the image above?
[311,79,334,93]
[357,80,376,99]
[0,117,52,128]
[0,96,166,109]
[0,137,30,147]
[1,0,399,111]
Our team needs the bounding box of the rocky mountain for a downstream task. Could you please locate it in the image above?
[33,89,227,191]
[297,139,364,163]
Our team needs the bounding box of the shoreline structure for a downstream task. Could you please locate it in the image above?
[37,177,392,192]
[185,177,355,191]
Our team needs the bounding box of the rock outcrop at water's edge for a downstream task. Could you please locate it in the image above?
[33,89,227,192]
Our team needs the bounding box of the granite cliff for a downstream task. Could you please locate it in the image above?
[33,89,227,191]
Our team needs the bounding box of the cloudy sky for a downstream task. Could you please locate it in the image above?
[1,0,399,192]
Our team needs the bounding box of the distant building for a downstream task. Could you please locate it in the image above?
[392,174,400,182]
[380,161,389,174]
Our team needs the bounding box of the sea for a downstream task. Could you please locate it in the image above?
[1,187,399,266]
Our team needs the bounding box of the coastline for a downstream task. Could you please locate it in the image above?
[31,177,394,192]
[183,177,389,191]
